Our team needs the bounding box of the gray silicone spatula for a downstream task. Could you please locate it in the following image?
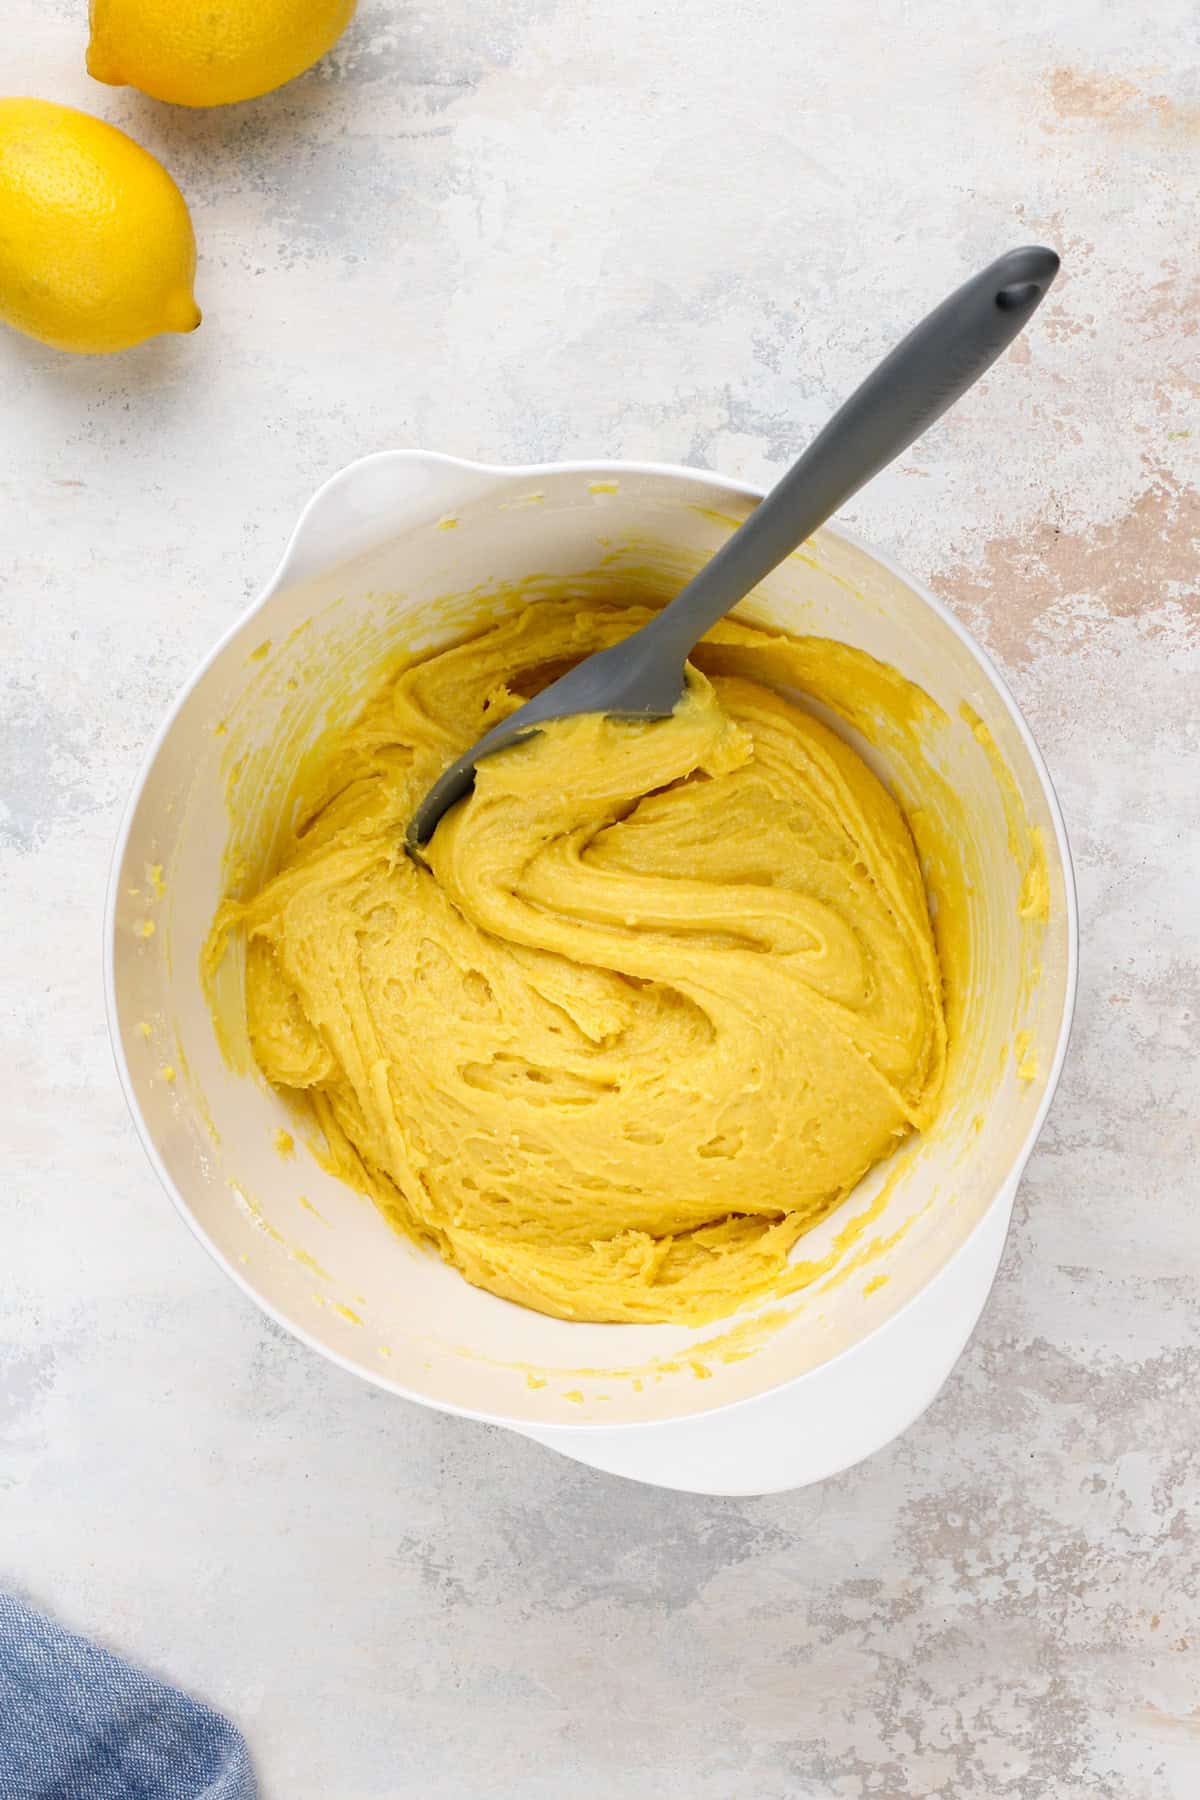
[407,244,1059,853]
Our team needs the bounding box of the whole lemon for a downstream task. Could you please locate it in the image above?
[87,0,358,108]
[0,99,199,354]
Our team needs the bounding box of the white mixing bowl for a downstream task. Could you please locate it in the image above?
[105,452,1077,1495]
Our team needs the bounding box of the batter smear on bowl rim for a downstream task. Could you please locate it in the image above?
[205,599,947,1325]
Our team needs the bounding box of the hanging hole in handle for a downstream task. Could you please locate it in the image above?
[996,281,1042,311]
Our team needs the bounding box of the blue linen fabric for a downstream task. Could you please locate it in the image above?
[0,1594,258,1800]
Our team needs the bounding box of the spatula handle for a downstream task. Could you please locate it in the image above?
[650,245,1060,655]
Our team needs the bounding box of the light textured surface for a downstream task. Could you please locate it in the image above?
[3,1,1197,1794]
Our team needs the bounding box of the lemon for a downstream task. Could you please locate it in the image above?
[87,0,358,109]
[0,99,199,354]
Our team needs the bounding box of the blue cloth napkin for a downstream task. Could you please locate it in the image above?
[0,1594,257,1800]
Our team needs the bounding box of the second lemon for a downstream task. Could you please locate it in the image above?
[0,98,198,353]
[87,0,358,108]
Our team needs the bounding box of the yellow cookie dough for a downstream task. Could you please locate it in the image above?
[206,601,947,1325]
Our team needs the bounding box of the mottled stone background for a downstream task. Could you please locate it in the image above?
[4,1,1198,1795]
